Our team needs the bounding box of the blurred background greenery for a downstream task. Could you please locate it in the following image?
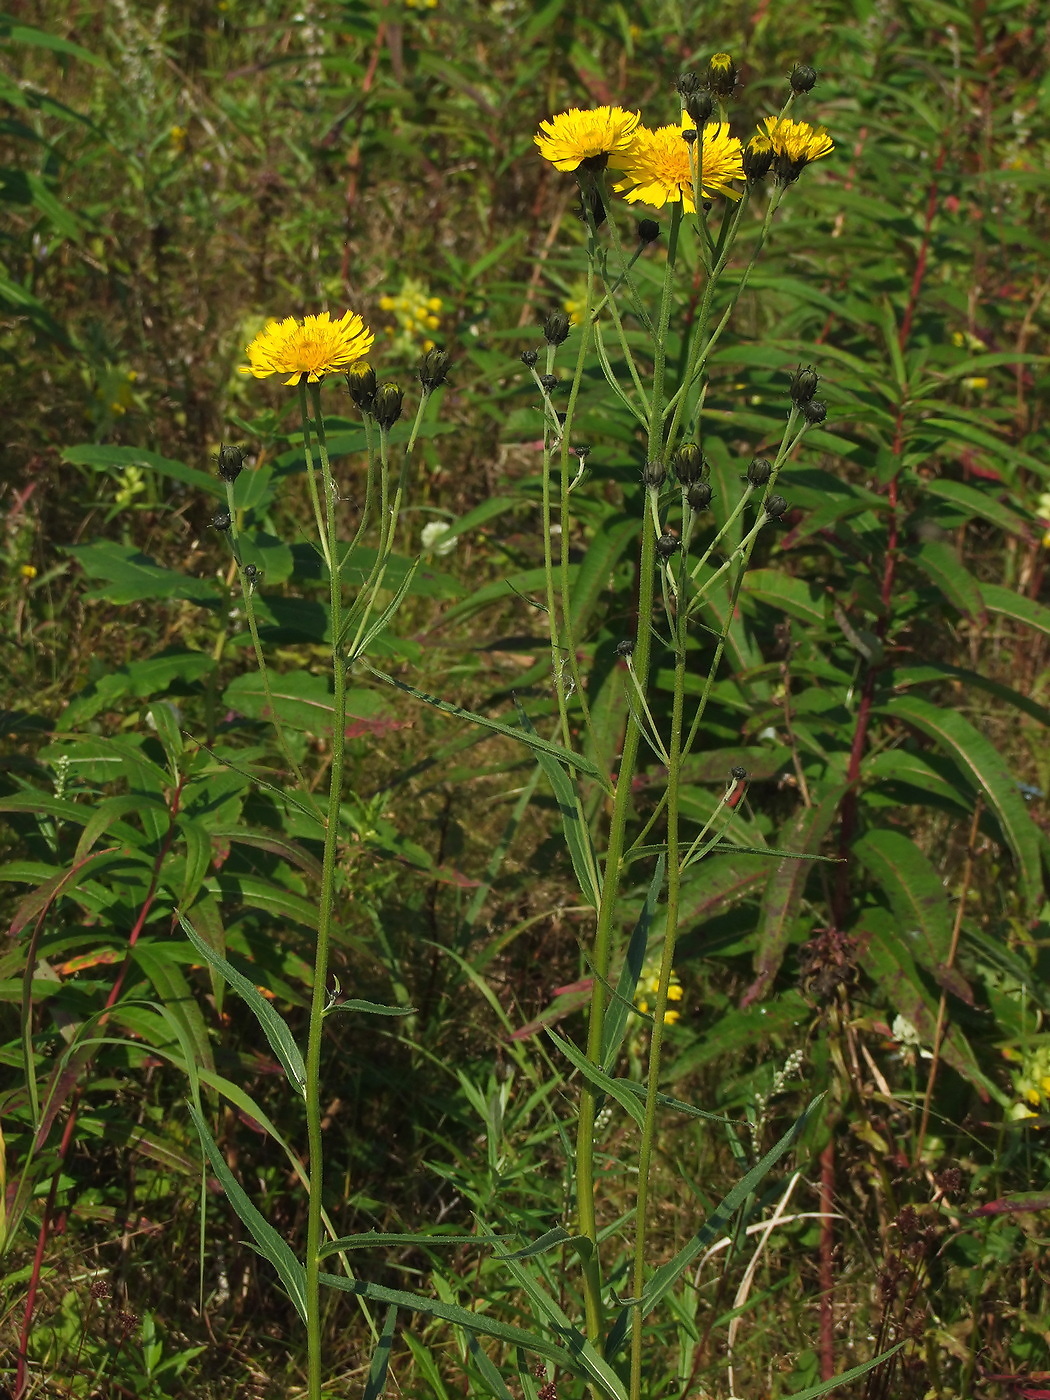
[2,0,1050,1396]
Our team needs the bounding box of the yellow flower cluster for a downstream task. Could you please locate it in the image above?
[378,278,444,353]
[1003,1043,1050,1119]
[534,79,832,210]
[635,969,685,1026]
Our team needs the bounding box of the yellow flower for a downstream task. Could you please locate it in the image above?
[19,564,37,580]
[240,310,374,385]
[961,376,989,390]
[534,105,641,172]
[611,118,743,210]
[760,116,834,179]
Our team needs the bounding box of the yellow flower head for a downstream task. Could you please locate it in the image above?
[534,105,641,172]
[760,116,834,181]
[240,310,374,385]
[611,117,743,210]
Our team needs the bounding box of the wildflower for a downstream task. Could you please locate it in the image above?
[705,52,738,99]
[169,124,188,152]
[19,563,37,580]
[961,376,989,390]
[240,310,374,385]
[635,968,685,1024]
[742,134,774,183]
[421,521,457,556]
[347,362,378,414]
[612,117,744,210]
[534,105,641,172]
[760,116,834,181]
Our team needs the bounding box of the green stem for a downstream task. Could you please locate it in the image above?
[304,379,348,1400]
[299,380,332,572]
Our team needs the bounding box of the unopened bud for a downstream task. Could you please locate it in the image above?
[705,52,738,99]
[615,638,635,658]
[521,349,538,368]
[801,398,827,425]
[574,444,591,460]
[243,563,261,585]
[674,442,705,485]
[418,348,451,392]
[790,364,820,405]
[347,362,377,414]
[730,765,748,781]
[217,443,245,482]
[543,310,571,346]
[684,91,714,125]
[211,511,232,531]
[789,63,817,94]
[681,127,698,145]
[742,135,774,183]
[656,532,680,560]
[540,373,558,393]
[373,381,404,430]
[637,218,660,244]
[687,482,713,511]
[765,494,788,520]
[747,458,772,486]
[676,71,702,97]
[643,458,666,487]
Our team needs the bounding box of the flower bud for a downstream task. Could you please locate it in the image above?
[543,310,570,346]
[687,482,713,511]
[211,511,232,531]
[574,444,591,460]
[705,51,738,99]
[243,563,261,585]
[347,362,377,414]
[801,398,827,425]
[373,381,404,430]
[789,63,817,94]
[681,127,698,145]
[217,443,245,482]
[742,134,774,183]
[673,442,705,485]
[656,532,680,559]
[418,348,451,391]
[615,638,635,659]
[540,373,558,393]
[676,71,702,97]
[521,348,538,368]
[790,364,819,405]
[730,765,748,781]
[643,458,666,488]
[765,494,788,520]
[684,91,714,125]
[637,218,660,244]
[747,458,772,486]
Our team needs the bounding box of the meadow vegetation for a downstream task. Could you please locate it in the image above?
[2,0,1050,1397]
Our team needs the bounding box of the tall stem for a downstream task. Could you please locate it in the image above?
[304,380,347,1400]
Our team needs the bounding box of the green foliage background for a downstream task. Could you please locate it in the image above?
[2,0,1050,1396]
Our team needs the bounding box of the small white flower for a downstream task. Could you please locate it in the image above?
[421,521,457,556]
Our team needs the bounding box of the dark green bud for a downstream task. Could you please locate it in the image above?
[217,443,245,482]
[418,348,451,392]
[681,127,698,146]
[789,63,817,94]
[747,458,772,486]
[705,51,738,99]
[790,364,820,405]
[643,458,666,488]
[373,382,404,430]
[730,765,748,781]
[684,91,714,125]
[211,511,232,531]
[615,638,635,658]
[637,218,660,244]
[765,494,788,520]
[688,482,713,511]
[656,532,680,560]
[243,563,261,585]
[540,373,558,393]
[521,349,538,368]
[543,310,571,346]
[676,71,702,97]
[674,442,705,485]
[347,362,377,414]
[574,444,591,460]
[801,398,827,425]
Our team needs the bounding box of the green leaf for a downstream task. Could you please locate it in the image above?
[187,1102,306,1319]
[363,1306,398,1400]
[517,705,601,908]
[66,543,221,605]
[879,695,1044,911]
[980,583,1050,639]
[63,650,216,726]
[907,541,984,618]
[741,569,826,626]
[177,909,306,1095]
[362,664,601,781]
[223,670,382,735]
[853,829,953,967]
[601,857,663,1069]
[62,444,219,498]
[923,479,1032,537]
[786,1346,904,1400]
[546,1028,642,1126]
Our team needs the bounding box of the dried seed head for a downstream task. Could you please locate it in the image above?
[373,381,404,429]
